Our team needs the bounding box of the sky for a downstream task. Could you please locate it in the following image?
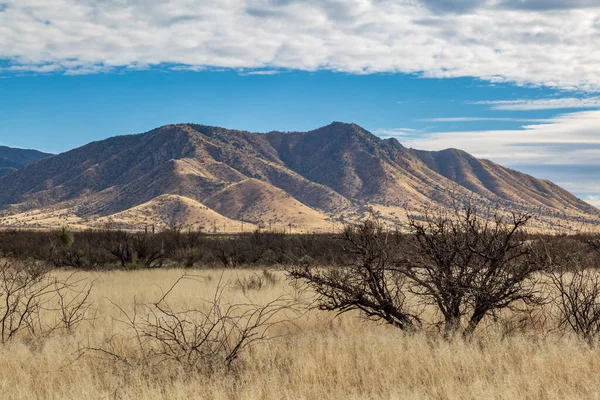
[1,0,600,206]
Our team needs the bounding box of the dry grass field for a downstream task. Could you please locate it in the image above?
[0,268,599,399]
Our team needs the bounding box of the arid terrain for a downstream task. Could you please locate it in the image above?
[2,267,600,400]
[1,212,600,399]
[1,124,600,399]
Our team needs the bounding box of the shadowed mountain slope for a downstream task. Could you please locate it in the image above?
[0,146,52,177]
[0,122,597,231]
[412,148,598,216]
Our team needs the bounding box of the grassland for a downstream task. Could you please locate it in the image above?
[0,268,599,399]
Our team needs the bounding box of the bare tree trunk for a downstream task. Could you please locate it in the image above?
[463,309,486,338]
[444,316,461,338]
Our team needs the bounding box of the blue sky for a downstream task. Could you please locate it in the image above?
[0,70,561,152]
[2,0,600,206]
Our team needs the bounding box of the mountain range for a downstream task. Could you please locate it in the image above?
[0,122,597,232]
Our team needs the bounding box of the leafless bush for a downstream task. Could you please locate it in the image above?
[86,275,296,374]
[584,237,600,254]
[289,203,547,338]
[401,204,547,338]
[211,237,265,268]
[0,258,95,343]
[551,265,600,344]
[55,277,95,332]
[289,218,421,332]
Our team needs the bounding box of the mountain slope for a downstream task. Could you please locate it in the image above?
[412,148,598,218]
[205,179,331,231]
[0,146,52,177]
[95,194,255,232]
[0,122,597,231]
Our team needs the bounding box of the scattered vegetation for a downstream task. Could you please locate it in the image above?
[3,204,600,398]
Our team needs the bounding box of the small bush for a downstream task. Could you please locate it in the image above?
[234,270,280,294]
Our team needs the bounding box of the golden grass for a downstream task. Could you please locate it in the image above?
[1,268,600,399]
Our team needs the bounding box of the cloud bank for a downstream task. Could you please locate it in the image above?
[469,98,600,110]
[2,0,600,90]
[402,110,600,165]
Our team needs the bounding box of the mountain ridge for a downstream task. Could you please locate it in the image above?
[0,122,597,232]
[0,145,53,177]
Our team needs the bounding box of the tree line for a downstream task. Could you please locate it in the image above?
[0,228,348,269]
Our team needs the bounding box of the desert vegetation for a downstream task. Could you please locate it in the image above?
[0,227,348,270]
[3,204,600,398]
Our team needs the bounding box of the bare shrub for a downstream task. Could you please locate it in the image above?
[551,265,600,344]
[0,258,95,343]
[289,203,547,338]
[86,275,295,374]
[401,204,546,337]
[210,236,264,268]
[55,277,95,332]
[583,236,600,255]
[288,218,421,332]
[108,231,165,269]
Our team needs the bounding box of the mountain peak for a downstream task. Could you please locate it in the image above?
[305,122,380,144]
[324,121,369,132]
[440,147,469,154]
[327,121,361,129]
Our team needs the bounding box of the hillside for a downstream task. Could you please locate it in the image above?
[0,146,52,177]
[204,179,331,232]
[412,148,598,221]
[0,122,597,231]
[95,194,255,232]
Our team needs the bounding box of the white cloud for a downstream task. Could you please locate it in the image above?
[585,196,600,208]
[400,110,600,166]
[421,117,551,122]
[240,69,283,76]
[469,97,600,110]
[1,0,600,90]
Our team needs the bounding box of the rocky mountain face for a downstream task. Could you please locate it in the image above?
[0,146,52,177]
[0,122,597,232]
